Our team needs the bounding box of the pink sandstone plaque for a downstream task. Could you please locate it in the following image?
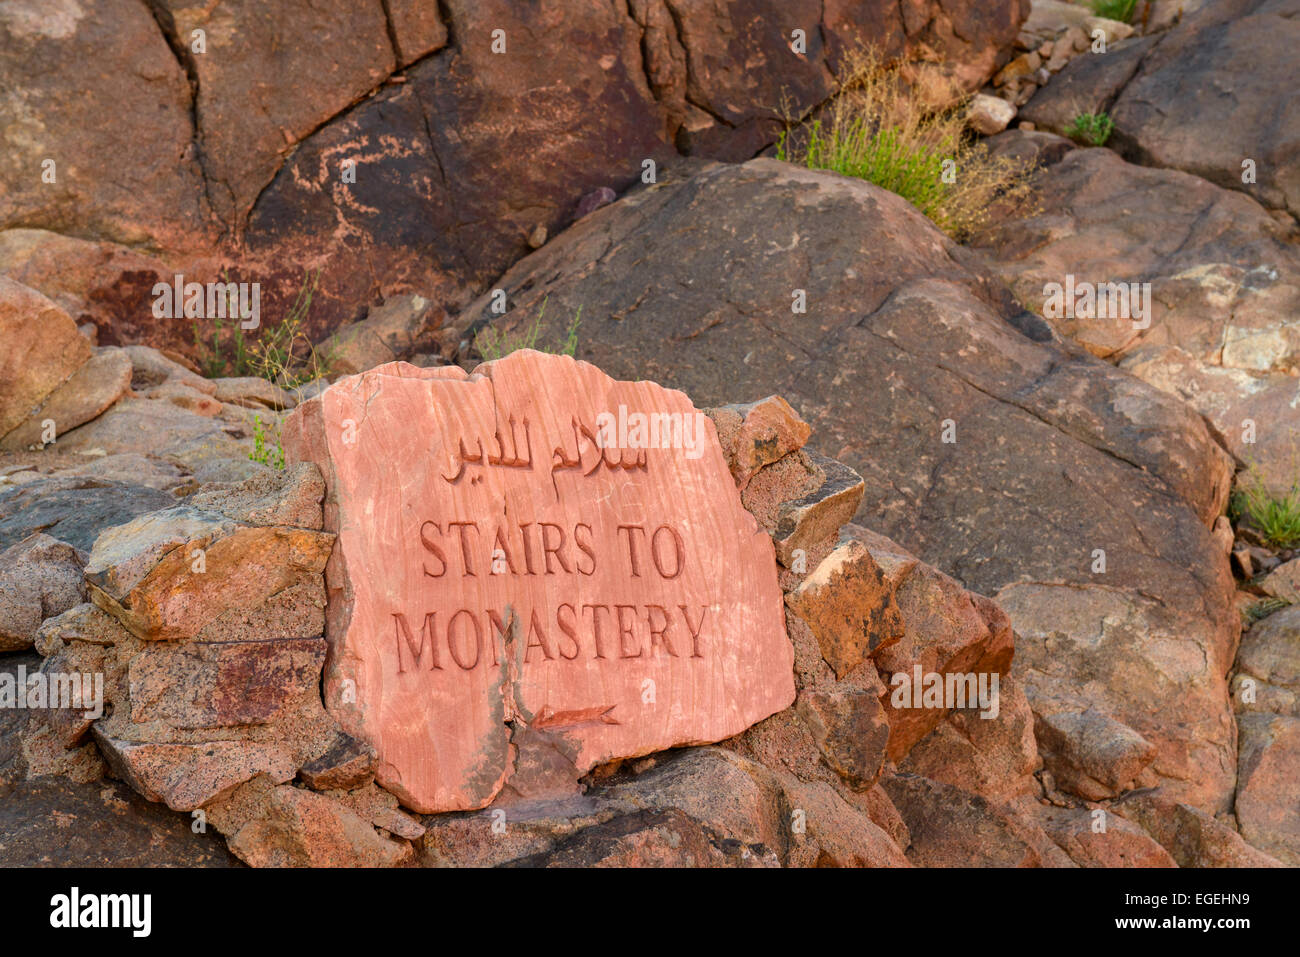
[284,351,793,813]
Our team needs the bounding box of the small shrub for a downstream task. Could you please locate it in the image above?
[1242,597,1288,626]
[249,414,285,470]
[1066,112,1115,147]
[775,48,1033,240]
[473,296,583,361]
[193,269,333,388]
[1231,471,1300,549]
[1091,0,1138,23]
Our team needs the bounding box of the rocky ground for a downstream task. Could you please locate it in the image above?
[0,0,1297,867]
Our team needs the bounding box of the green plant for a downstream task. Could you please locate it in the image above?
[1231,471,1300,548]
[1242,597,1288,626]
[1090,0,1138,23]
[249,414,285,470]
[192,269,333,388]
[1066,112,1115,147]
[775,48,1033,240]
[473,297,583,361]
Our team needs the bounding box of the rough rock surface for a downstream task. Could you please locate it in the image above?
[457,157,1240,814]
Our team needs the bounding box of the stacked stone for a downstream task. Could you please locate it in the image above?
[27,464,426,866]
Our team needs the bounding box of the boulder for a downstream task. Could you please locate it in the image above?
[0,476,175,553]
[0,278,92,438]
[0,534,88,652]
[0,777,238,867]
[0,0,210,250]
[0,347,133,451]
[457,157,1238,814]
[1034,806,1177,868]
[1113,790,1285,867]
[1235,713,1300,864]
[85,507,334,642]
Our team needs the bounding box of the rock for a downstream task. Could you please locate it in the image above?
[766,453,866,568]
[968,93,1017,135]
[284,353,794,813]
[575,187,618,220]
[122,345,216,395]
[1261,558,1300,605]
[127,637,327,729]
[92,732,298,812]
[145,380,223,417]
[1033,707,1158,801]
[56,397,253,470]
[1120,347,1300,498]
[0,347,132,451]
[1235,603,1300,717]
[0,0,209,251]
[705,395,812,489]
[881,773,1070,867]
[1113,790,1285,867]
[527,225,547,249]
[1108,0,1300,216]
[784,534,905,678]
[977,131,1300,372]
[1235,713,1300,864]
[299,733,378,791]
[219,782,414,868]
[899,669,1041,806]
[210,377,296,411]
[85,507,334,642]
[186,462,325,530]
[0,278,92,439]
[0,778,238,867]
[866,528,1015,764]
[458,157,1237,817]
[0,229,183,352]
[148,0,396,226]
[322,294,443,376]
[1004,582,1238,812]
[778,777,909,867]
[0,476,174,553]
[0,534,88,652]
[795,689,891,791]
[1035,806,1177,868]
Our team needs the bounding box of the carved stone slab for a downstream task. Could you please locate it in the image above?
[284,351,793,813]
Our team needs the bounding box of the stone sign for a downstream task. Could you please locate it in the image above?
[284,351,794,813]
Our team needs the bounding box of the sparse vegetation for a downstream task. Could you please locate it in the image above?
[193,269,334,388]
[775,48,1034,240]
[1090,0,1138,23]
[1242,597,1289,626]
[1231,470,1300,548]
[249,414,285,470]
[473,296,583,362]
[1066,111,1115,147]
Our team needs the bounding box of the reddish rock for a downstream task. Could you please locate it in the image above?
[221,783,413,868]
[299,733,378,791]
[1113,790,1285,868]
[284,352,794,813]
[86,508,333,642]
[785,534,905,678]
[1,348,132,451]
[127,638,327,729]
[705,395,812,489]
[0,533,88,652]
[0,278,91,440]
[92,732,297,812]
[1034,707,1158,801]
[795,689,891,791]
[1035,806,1177,868]
[1235,713,1300,865]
